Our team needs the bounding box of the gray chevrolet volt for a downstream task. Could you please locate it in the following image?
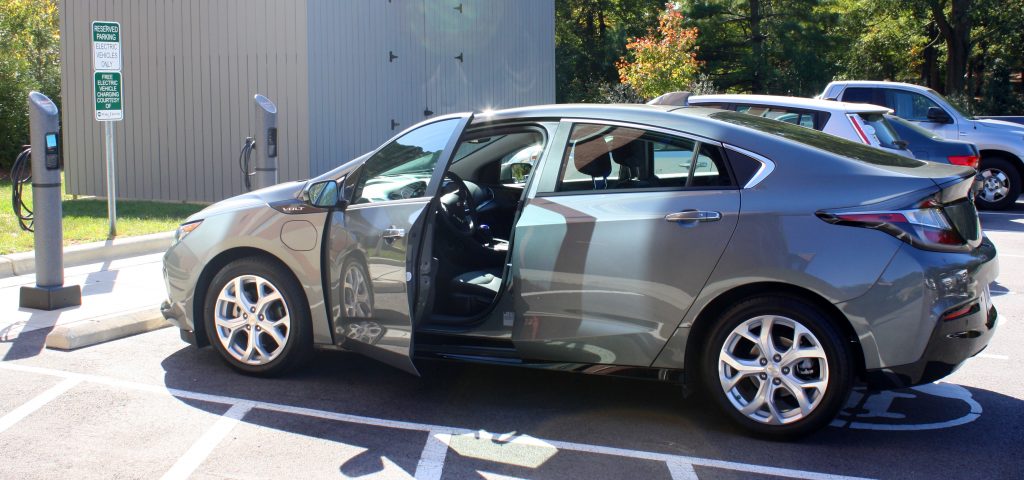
[161,104,998,438]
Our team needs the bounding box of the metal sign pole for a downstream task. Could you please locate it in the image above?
[105,121,117,237]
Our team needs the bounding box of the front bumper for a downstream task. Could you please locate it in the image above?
[160,298,198,345]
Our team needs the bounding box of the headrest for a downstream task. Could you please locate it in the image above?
[574,149,612,178]
[611,141,645,169]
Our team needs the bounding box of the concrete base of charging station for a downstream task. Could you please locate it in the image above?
[20,284,82,311]
[45,307,171,351]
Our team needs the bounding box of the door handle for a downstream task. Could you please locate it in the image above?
[383,227,406,243]
[665,210,721,222]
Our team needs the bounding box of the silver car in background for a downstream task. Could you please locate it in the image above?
[162,105,998,438]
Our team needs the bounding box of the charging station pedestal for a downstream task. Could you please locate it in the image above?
[20,92,82,311]
[252,94,278,190]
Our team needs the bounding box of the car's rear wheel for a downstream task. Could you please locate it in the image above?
[976,156,1020,210]
[204,257,312,376]
[702,296,853,439]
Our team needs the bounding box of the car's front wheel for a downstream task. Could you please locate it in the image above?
[204,257,312,376]
[702,296,854,439]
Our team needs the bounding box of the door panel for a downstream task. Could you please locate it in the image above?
[325,114,472,374]
[511,190,739,366]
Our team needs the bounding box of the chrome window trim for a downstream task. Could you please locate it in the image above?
[559,117,719,145]
[724,144,775,189]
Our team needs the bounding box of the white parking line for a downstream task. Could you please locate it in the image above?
[0,377,80,434]
[0,362,872,480]
[414,431,452,480]
[977,353,1010,360]
[666,460,700,480]
[161,402,254,480]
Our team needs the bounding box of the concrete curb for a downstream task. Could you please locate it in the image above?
[45,307,170,350]
[0,231,173,280]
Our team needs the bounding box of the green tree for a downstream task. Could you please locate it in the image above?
[681,0,841,95]
[827,0,929,83]
[616,4,702,99]
[0,0,60,170]
[556,0,664,102]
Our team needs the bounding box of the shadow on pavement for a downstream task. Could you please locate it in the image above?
[159,345,1024,479]
[1,316,56,362]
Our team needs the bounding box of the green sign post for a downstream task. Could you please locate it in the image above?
[94,72,123,121]
[92,19,123,236]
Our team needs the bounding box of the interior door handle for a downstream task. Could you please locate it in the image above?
[665,210,721,222]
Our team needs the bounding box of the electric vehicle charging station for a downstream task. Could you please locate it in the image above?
[252,94,278,190]
[19,91,82,311]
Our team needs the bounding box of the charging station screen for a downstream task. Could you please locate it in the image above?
[45,133,58,153]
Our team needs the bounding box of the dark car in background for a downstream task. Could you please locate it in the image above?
[887,114,980,168]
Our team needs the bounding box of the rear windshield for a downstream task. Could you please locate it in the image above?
[709,111,925,168]
[857,113,902,150]
[887,115,941,140]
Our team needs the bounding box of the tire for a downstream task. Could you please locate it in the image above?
[976,156,1021,210]
[203,257,313,376]
[701,295,854,439]
[339,256,379,343]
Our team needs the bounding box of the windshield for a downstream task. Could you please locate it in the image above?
[710,111,925,168]
[927,88,974,120]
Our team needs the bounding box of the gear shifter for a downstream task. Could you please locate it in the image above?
[478,224,494,246]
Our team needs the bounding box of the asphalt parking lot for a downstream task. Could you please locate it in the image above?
[1,207,1023,479]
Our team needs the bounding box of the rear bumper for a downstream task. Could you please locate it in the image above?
[866,303,998,389]
[861,236,999,389]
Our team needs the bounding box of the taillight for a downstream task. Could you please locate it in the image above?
[947,155,979,168]
[941,302,978,321]
[819,202,966,251]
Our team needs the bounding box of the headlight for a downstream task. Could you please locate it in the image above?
[174,220,203,244]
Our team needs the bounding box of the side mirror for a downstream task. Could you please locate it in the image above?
[305,180,343,208]
[926,107,952,124]
[500,161,533,184]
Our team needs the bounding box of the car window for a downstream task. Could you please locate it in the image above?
[353,118,460,203]
[882,89,943,122]
[734,105,818,130]
[553,123,732,193]
[842,87,877,104]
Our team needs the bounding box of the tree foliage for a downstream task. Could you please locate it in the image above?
[0,0,60,170]
[556,0,1023,114]
[616,4,702,99]
[555,0,665,102]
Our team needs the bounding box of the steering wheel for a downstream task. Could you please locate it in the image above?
[437,171,478,238]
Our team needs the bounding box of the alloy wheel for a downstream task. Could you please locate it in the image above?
[718,315,829,425]
[343,263,373,318]
[979,167,1010,204]
[213,274,291,366]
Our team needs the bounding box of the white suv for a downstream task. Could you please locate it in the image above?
[822,80,1024,209]
[680,94,914,158]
